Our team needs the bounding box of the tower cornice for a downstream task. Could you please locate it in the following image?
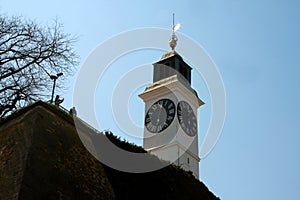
[139,74,204,108]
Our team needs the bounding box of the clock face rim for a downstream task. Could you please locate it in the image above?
[177,101,197,137]
[145,98,176,133]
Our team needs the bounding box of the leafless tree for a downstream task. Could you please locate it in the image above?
[0,14,78,117]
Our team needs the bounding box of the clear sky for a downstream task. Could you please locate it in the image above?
[2,0,300,199]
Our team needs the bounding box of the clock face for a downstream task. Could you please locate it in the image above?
[177,101,197,137]
[145,99,176,133]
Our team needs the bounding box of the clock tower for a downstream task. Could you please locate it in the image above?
[139,23,204,179]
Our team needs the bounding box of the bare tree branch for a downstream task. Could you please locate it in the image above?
[0,14,79,117]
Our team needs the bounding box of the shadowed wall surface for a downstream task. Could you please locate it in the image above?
[0,101,219,200]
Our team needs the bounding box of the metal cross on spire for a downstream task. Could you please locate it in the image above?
[169,13,181,50]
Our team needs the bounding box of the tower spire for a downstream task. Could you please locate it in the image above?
[172,13,175,28]
[169,13,180,51]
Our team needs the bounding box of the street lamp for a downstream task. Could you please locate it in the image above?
[50,72,63,103]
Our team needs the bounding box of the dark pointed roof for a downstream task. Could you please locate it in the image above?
[160,50,182,61]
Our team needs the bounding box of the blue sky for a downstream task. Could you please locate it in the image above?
[2,0,300,199]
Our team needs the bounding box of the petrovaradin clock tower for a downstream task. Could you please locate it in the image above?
[139,23,204,179]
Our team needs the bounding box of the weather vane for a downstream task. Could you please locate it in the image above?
[169,13,181,50]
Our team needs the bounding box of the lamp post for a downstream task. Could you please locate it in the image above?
[50,72,63,103]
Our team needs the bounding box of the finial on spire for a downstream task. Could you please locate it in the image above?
[169,13,180,51]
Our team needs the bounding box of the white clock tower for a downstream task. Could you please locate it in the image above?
[139,23,204,179]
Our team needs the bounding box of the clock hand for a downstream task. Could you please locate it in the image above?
[156,104,163,125]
